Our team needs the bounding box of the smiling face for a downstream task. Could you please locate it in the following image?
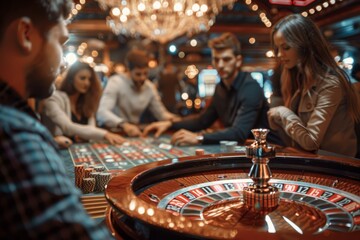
[73,68,92,94]
[273,31,299,70]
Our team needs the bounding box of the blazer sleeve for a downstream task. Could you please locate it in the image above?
[42,91,107,141]
[171,100,219,131]
[277,77,344,151]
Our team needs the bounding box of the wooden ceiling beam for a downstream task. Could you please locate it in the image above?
[209,25,270,35]
[68,20,111,32]
[316,5,360,27]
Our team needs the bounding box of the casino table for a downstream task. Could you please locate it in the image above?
[61,136,360,239]
[60,136,223,180]
[60,136,225,218]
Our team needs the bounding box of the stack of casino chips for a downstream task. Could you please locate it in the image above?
[82,178,96,194]
[74,164,85,188]
[82,166,95,193]
[74,164,112,194]
[94,172,111,192]
[94,165,105,172]
[84,167,94,178]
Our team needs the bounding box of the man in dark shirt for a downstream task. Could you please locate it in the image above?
[143,32,274,145]
[0,1,111,239]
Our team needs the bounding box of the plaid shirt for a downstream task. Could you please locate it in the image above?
[0,81,112,239]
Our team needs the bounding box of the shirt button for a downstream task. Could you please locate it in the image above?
[306,103,312,109]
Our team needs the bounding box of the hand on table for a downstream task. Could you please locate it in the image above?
[54,135,73,149]
[267,106,287,130]
[171,129,199,146]
[104,132,126,145]
[142,121,172,138]
[123,122,142,137]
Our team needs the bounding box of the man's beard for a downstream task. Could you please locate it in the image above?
[26,67,57,99]
[134,81,145,91]
[221,70,235,82]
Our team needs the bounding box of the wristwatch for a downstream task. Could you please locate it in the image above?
[196,134,204,144]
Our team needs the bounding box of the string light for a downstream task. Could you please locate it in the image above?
[68,0,86,20]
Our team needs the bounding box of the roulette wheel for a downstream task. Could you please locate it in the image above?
[105,130,360,239]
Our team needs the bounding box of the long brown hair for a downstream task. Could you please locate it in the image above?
[271,14,360,122]
[60,61,102,118]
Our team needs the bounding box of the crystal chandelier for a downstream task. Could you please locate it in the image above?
[96,0,236,44]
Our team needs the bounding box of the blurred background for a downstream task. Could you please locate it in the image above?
[63,0,360,116]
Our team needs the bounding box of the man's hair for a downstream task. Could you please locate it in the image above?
[125,49,150,70]
[208,32,241,56]
[0,0,72,40]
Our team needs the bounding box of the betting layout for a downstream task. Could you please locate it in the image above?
[158,179,360,233]
[68,138,202,171]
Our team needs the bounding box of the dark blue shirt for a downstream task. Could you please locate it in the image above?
[172,72,276,144]
[0,81,112,239]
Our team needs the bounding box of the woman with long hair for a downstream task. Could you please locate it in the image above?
[267,14,360,157]
[42,61,125,147]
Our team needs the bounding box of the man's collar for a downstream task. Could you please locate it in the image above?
[220,72,246,91]
[0,80,38,119]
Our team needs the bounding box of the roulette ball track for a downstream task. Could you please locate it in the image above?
[105,151,360,240]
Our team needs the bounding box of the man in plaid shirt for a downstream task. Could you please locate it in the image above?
[0,1,112,239]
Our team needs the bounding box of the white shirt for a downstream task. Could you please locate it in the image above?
[97,73,174,128]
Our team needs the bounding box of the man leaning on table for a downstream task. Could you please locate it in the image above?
[143,32,280,146]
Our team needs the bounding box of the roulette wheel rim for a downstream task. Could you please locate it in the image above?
[105,152,360,239]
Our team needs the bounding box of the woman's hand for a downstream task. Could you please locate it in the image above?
[54,135,73,148]
[268,106,294,130]
[104,132,126,145]
[267,107,284,130]
[122,123,142,137]
[142,121,172,138]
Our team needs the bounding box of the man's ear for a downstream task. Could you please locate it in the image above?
[236,55,242,68]
[16,17,33,54]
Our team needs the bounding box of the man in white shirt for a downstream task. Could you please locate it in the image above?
[97,49,176,137]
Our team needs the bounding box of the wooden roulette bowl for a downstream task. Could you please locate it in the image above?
[105,151,360,239]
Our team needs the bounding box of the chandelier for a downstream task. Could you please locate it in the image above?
[96,0,236,44]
